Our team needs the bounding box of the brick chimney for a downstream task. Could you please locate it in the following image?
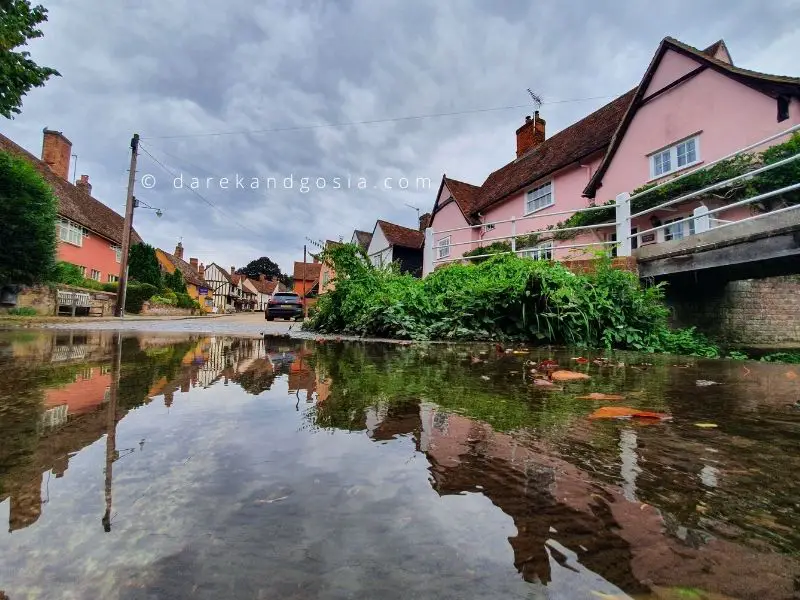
[198,263,205,280]
[419,212,431,231]
[174,241,184,260]
[515,111,546,158]
[230,266,235,275]
[41,129,72,181]
[76,174,92,195]
[189,257,198,271]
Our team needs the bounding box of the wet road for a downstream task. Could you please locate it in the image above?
[1,331,799,599]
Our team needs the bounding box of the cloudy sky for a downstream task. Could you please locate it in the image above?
[3,0,799,274]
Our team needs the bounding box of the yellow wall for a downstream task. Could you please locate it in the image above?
[154,250,214,313]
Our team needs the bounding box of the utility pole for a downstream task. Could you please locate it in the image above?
[302,244,307,318]
[115,134,140,317]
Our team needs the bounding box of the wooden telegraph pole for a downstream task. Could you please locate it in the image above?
[114,134,139,317]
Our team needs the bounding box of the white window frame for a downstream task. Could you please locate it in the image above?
[58,217,84,247]
[661,216,696,242]
[437,236,451,259]
[108,274,118,283]
[649,135,701,180]
[112,245,122,263]
[520,240,553,261]
[90,269,101,281]
[524,181,554,215]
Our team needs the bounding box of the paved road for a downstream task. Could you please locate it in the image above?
[42,312,300,337]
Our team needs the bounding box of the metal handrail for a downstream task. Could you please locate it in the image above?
[435,240,613,264]
[434,203,612,235]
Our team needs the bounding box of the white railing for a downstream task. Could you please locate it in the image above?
[422,123,800,274]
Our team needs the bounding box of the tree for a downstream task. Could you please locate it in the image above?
[128,243,162,288]
[0,0,61,119]
[237,256,290,286]
[164,269,187,293]
[0,150,57,285]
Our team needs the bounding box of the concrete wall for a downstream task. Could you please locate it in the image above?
[667,275,800,347]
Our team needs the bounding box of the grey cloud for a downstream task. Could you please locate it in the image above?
[3,0,799,273]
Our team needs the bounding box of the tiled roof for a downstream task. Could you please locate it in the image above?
[442,177,481,219]
[471,89,637,212]
[377,220,425,249]
[249,278,285,295]
[353,230,373,251]
[158,250,204,287]
[208,263,233,283]
[0,132,141,246]
[293,261,322,281]
[584,37,800,197]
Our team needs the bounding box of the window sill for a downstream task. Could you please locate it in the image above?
[647,160,703,183]
[523,202,555,217]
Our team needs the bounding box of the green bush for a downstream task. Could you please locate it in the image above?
[102,282,118,293]
[50,261,84,286]
[150,295,177,306]
[306,244,718,356]
[125,282,158,314]
[163,269,187,293]
[0,151,58,286]
[175,293,197,309]
[128,243,163,288]
[7,307,37,316]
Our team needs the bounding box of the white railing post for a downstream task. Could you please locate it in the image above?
[423,226,434,277]
[615,192,632,256]
[693,204,710,233]
[511,217,517,253]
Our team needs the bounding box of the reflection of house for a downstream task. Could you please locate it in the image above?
[155,242,213,312]
[0,129,142,284]
[43,366,111,420]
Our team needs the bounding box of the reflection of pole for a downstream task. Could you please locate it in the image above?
[102,332,122,532]
[619,428,640,503]
[303,244,307,318]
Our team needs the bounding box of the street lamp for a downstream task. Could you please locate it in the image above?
[133,197,163,218]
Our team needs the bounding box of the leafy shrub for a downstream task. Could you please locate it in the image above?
[463,241,512,263]
[50,261,85,286]
[0,151,58,286]
[102,282,118,293]
[175,293,198,309]
[125,282,158,314]
[164,269,187,293]
[760,352,800,364]
[7,307,37,316]
[306,244,717,355]
[128,243,163,288]
[150,295,177,306]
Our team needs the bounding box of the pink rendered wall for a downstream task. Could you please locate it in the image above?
[57,233,121,283]
[479,153,605,260]
[642,50,699,99]
[430,187,479,265]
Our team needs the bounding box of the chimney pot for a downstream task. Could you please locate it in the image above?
[515,113,546,158]
[76,174,92,195]
[174,241,184,259]
[41,129,72,181]
[189,257,198,271]
[230,266,236,276]
[198,263,205,279]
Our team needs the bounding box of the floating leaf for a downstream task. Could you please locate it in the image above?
[589,406,670,420]
[786,371,798,381]
[577,393,625,401]
[539,359,559,369]
[533,378,555,387]
[694,423,718,428]
[551,370,591,381]
[695,380,719,386]
[573,357,590,364]
[480,375,490,381]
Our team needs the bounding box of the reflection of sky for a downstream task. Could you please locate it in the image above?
[0,372,541,599]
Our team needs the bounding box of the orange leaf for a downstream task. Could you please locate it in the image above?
[551,370,591,381]
[577,393,625,401]
[573,357,590,364]
[786,371,798,381]
[589,406,670,420]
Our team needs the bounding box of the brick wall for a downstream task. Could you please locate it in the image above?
[667,275,800,346]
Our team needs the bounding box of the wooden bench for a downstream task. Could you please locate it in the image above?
[57,290,91,316]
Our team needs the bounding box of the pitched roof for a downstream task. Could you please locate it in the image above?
[352,230,373,251]
[377,220,425,249]
[472,89,637,212]
[207,263,233,283]
[249,277,285,294]
[158,249,204,286]
[0,132,141,246]
[584,37,800,197]
[293,261,322,281]
[442,177,481,219]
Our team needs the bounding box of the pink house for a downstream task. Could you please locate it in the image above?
[426,38,800,273]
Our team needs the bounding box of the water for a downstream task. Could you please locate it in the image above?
[1,330,799,599]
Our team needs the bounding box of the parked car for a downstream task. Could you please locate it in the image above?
[266,292,303,321]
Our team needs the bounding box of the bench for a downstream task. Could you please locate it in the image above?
[57,290,91,316]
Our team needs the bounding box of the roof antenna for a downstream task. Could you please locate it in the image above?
[526,89,543,128]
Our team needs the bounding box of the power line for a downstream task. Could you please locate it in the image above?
[137,143,264,238]
[142,93,620,140]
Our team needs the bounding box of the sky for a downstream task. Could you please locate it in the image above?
[3,0,800,275]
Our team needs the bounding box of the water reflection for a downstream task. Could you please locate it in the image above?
[0,332,798,599]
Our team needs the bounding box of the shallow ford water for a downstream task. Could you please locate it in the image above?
[1,331,799,599]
